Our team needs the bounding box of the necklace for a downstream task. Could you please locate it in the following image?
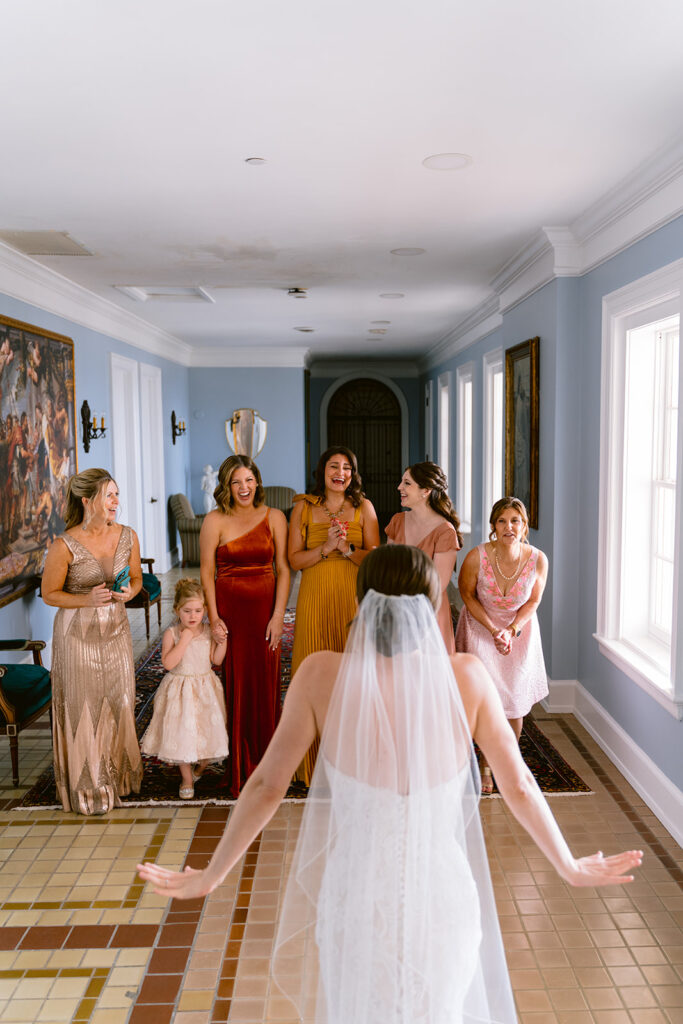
[322,496,346,519]
[494,547,522,581]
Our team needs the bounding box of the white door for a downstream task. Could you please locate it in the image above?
[110,354,144,538]
[139,363,167,571]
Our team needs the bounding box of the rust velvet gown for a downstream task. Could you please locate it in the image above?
[215,514,281,796]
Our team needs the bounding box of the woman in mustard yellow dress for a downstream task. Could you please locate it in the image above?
[289,446,380,783]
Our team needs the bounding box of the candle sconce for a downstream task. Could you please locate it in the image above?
[171,410,187,445]
[81,400,106,453]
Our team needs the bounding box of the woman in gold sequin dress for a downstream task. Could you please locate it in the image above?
[42,468,143,814]
[288,446,380,784]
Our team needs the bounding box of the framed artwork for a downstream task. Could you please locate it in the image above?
[0,314,77,606]
[505,336,539,529]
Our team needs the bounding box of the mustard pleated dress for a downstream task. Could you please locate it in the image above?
[291,495,363,784]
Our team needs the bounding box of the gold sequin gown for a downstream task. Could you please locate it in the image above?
[51,526,143,814]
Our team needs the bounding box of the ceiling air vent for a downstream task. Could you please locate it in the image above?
[0,230,94,256]
[114,285,215,303]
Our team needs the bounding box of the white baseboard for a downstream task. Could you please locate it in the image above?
[542,678,577,713]
[542,676,683,847]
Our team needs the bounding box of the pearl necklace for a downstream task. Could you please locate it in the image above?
[494,547,522,581]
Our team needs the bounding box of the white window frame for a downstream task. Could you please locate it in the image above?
[482,348,504,536]
[596,258,683,719]
[456,363,474,535]
[437,372,451,486]
[424,379,434,462]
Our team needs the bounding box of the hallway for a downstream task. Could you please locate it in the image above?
[0,572,681,1022]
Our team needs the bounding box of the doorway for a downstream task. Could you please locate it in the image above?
[326,378,402,534]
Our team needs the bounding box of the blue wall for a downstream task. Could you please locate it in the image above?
[188,368,306,508]
[424,215,683,787]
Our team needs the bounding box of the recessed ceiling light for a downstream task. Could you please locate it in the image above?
[422,152,472,171]
[370,320,391,325]
[245,157,266,165]
[369,329,388,335]
[390,247,425,256]
[379,293,404,299]
[294,327,314,332]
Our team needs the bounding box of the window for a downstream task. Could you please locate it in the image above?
[482,349,504,533]
[597,259,683,717]
[456,364,473,534]
[438,372,450,483]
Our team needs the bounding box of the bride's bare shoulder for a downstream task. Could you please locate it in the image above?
[449,652,496,711]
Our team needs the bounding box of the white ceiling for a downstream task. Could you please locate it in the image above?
[1,0,682,362]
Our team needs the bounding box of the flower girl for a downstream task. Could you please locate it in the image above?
[141,578,228,798]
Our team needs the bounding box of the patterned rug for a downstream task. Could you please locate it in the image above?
[17,609,590,808]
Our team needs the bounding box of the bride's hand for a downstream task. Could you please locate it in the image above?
[137,862,213,899]
[565,849,643,887]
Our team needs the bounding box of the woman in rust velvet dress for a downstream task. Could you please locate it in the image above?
[200,456,289,797]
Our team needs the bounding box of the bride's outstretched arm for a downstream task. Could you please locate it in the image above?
[457,655,643,887]
[137,666,319,899]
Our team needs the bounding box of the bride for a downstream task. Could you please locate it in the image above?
[138,544,642,1023]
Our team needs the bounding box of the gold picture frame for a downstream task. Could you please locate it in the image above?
[0,314,77,606]
[505,336,539,529]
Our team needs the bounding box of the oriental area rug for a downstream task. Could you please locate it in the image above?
[17,609,591,808]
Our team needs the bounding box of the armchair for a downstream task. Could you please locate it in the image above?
[169,493,205,567]
[0,640,52,787]
[264,486,296,519]
[126,558,162,641]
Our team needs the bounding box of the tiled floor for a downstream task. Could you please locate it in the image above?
[0,569,681,1022]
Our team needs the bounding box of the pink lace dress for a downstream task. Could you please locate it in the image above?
[455,544,548,718]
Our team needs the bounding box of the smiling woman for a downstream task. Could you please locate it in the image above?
[288,445,380,785]
[455,496,549,793]
[40,468,144,814]
[199,456,290,797]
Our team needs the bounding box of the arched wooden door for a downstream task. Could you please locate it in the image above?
[327,378,402,534]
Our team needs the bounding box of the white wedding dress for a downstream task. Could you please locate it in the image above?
[316,760,481,1024]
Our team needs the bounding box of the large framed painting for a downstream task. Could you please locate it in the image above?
[0,314,77,606]
[505,336,539,529]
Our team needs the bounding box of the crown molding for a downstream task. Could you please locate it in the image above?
[572,135,683,271]
[426,136,683,369]
[189,345,309,368]
[309,359,419,378]
[422,295,502,371]
[0,241,191,364]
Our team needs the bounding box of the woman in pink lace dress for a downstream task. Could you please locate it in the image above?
[455,497,548,793]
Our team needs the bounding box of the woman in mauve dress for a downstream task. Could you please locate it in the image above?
[456,496,548,793]
[386,461,462,652]
[200,456,289,797]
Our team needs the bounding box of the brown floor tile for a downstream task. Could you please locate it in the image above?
[137,972,183,1004]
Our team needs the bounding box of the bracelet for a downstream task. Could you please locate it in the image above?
[320,549,329,561]
[342,544,356,559]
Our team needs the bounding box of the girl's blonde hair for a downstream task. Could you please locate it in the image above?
[173,577,205,611]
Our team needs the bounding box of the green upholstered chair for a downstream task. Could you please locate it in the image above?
[0,639,52,787]
[169,493,205,566]
[126,557,162,640]
[263,485,296,520]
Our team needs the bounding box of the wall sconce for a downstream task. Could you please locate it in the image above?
[81,400,106,453]
[171,410,187,445]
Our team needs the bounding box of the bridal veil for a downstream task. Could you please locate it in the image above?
[273,588,516,1023]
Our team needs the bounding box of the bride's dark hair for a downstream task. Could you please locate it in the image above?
[357,544,440,611]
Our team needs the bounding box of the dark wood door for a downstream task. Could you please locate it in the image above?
[327,379,402,534]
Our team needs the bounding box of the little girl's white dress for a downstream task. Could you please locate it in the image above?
[141,624,228,764]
